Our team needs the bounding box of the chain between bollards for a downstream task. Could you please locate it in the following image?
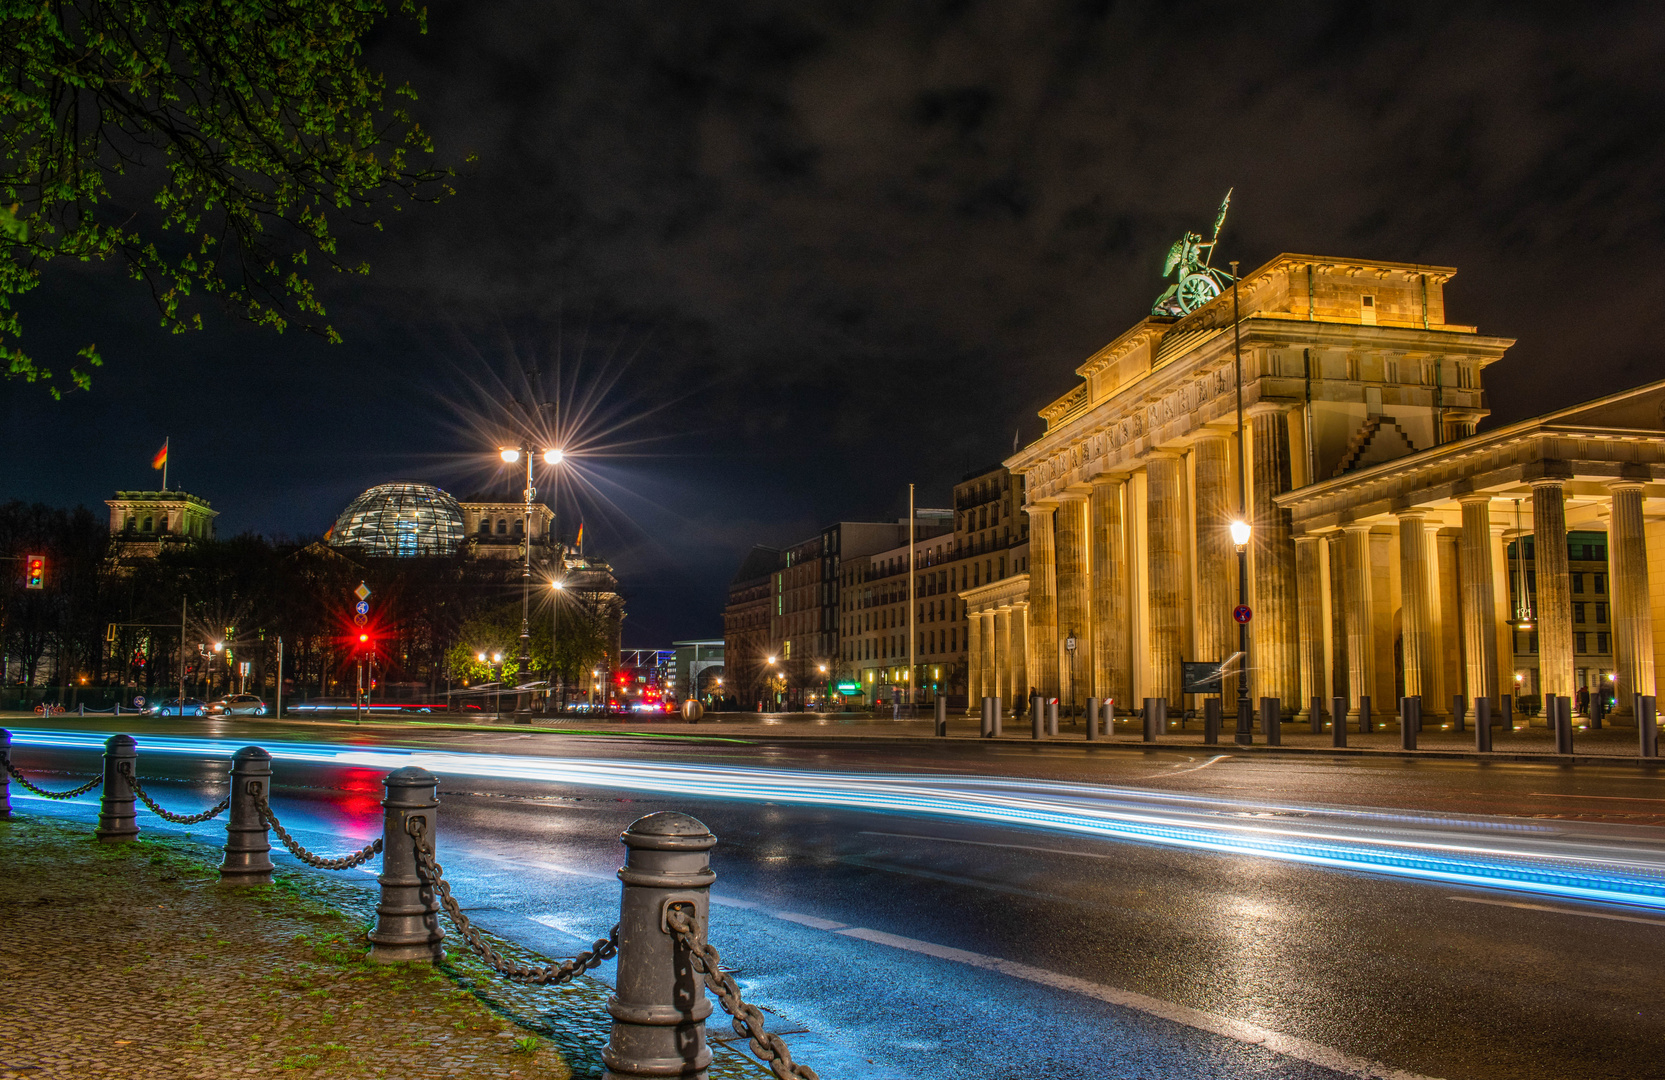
[665,905,820,1080]
[1,754,104,800]
[408,816,619,983]
[117,760,230,825]
[254,790,383,870]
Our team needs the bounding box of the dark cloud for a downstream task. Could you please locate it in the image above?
[7,1,1665,643]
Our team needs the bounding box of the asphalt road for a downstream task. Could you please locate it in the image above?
[6,717,1665,1080]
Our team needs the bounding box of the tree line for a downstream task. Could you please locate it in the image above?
[0,500,613,708]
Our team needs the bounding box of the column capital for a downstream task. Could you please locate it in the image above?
[1395,508,1433,523]
[1088,471,1129,488]
[1055,488,1089,503]
[1243,401,1290,420]
[1608,477,1648,494]
[1523,459,1574,485]
[1456,492,1495,507]
[1143,447,1184,462]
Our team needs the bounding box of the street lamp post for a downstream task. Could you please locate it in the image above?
[1229,260,1254,747]
[499,445,564,715]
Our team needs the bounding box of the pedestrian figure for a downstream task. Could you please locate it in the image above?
[1576,686,1589,716]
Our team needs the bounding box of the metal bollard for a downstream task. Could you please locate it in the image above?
[219,746,275,885]
[1555,696,1574,755]
[1142,698,1157,742]
[1400,696,1418,751]
[368,766,444,964]
[1590,693,1603,730]
[0,728,10,818]
[1475,698,1492,752]
[603,812,716,1080]
[1499,694,1512,736]
[1104,699,1116,739]
[1332,695,1348,748]
[1261,698,1281,747]
[1200,698,1218,744]
[682,700,704,725]
[1359,695,1373,735]
[980,697,992,738]
[1640,695,1659,758]
[935,696,947,736]
[991,697,1003,738]
[1453,695,1467,734]
[1086,698,1100,742]
[1310,697,1323,735]
[94,734,140,843]
[1046,700,1058,737]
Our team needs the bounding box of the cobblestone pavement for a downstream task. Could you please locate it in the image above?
[0,816,770,1080]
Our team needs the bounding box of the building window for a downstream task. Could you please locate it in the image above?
[1597,632,1610,654]
[1574,602,1586,624]
[1529,632,1539,654]
[1594,574,1606,594]
[1595,603,1608,624]
[1576,632,1588,654]
[143,516,153,532]
[1572,573,1583,594]
[496,519,508,535]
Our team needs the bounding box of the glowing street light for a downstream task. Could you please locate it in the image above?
[499,448,521,463]
[1229,519,1252,550]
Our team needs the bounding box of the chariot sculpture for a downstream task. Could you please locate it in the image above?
[1151,189,1234,317]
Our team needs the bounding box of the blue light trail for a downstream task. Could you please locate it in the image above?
[10,729,1665,911]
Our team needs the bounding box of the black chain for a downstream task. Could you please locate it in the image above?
[253,788,383,870]
[117,761,230,824]
[667,906,819,1080]
[1,754,104,800]
[406,817,619,984]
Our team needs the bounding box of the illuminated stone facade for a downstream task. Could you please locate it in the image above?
[1005,253,1665,722]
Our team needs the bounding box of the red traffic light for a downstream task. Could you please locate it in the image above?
[359,633,370,643]
[24,555,44,590]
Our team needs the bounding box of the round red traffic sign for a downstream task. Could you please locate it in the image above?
[1233,604,1253,624]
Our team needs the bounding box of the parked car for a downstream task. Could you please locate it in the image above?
[148,697,206,717]
[204,694,268,717]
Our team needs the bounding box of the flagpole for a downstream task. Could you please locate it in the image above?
[162,437,168,491]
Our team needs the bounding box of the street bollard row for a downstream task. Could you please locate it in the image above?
[0,730,816,1080]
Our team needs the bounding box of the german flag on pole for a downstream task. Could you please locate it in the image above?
[575,522,584,552]
[152,439,168,470]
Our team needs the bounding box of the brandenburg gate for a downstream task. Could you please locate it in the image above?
[975,251,1663,725]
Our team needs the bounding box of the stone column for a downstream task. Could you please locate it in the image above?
[965,608,983,713]
[994,606,1012,707]
[1459,496,1501,709]
[980,610,998,708]
[1026,506,1059,698]
[1250,406,1301,711]
[1193,434,1235,701]
[1610,480,1656,709]
[1089,475,1131,707]
[1341,524,1376,717]
[1054,495,1091,703]
[1146,453,1187,708]
[1397,510,1440,720]
[1532,479,1574,701]
[1010,602,1029,704]
[1295,536,1326,721]
[1326,532,1350,704]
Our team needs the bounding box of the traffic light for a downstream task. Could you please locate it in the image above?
[24,555,44,589]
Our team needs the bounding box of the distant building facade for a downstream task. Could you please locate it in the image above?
[106,491,218,555]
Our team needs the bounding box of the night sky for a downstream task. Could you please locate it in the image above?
[5,3,1664,646]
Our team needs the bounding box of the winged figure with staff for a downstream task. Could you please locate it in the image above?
[1151,189,1234,317]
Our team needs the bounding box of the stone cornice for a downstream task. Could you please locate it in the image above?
[960,572,1032,612]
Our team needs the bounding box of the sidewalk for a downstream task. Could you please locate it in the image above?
[0,815,577,1080]
[391,709,1663,761]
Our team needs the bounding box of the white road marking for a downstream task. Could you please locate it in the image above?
[1447,895,1665,926]
[832,926,1440,1080]
[772,911,848,930]
[1156,754,1233,777]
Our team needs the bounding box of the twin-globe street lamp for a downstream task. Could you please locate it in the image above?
[498,445,564,711]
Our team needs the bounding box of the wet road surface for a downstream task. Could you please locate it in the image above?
[6,719,1665,1080]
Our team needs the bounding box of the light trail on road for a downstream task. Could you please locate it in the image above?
[12,728,1665,911]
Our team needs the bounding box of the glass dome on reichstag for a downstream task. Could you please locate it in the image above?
[330,483,465,557]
